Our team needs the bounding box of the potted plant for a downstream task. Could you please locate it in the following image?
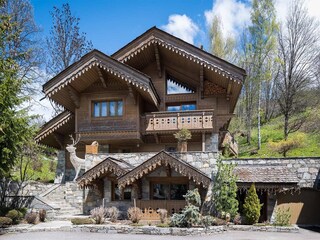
[174,128,192,152]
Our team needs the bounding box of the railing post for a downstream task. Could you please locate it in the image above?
[153,114,155,130]
[177,112,180,130]
[202,112,204,128]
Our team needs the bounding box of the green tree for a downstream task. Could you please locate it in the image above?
[209,15,236,63]
[243,183,262,224]
[241,0,278,147]
[212,158,238,218]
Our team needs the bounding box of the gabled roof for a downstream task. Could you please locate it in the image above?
[117,151,211,188]
[43,49,160,110]
[77,157,134,188]
[112,27,246,83]
[35,110,73,142]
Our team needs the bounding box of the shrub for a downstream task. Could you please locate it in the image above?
[212,218,227,226]
[268,133,306,157]
[25,212,38,224]
[90,206,107,224]
[17,208,28,217]
[274,207,291,226]
[106,206,119,222]
[243,183,262,224]
[233,214,242,225]
[174,128,192,142]
[38,209,46,222]
[157,208,167,224]
[184,188,201,207]
[0,217,12,227]
[211,158,238,218]
[6,209,23,224]
[0,207,11,217]
[202,215,215,228]
[71,217,95,225]
[127,207,142,224]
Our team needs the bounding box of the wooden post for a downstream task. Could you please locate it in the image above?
[202,132,205,152]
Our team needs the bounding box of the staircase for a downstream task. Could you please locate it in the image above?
[38,182,83,220]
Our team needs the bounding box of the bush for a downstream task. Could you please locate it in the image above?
[243,183,262,224]
[6,209,23,224]
[25,212,38,224]
[201,215,215,228]
[106,206,119,222]
[0,217,12,227]
[212,218,227,226]
[38,209,46,222]
[17,208,28,217]
[233,214,242,225]
[71,217,95,225]
[157,209,167,224]
[0,207,11,217]
[274,207,291,226]
[184,188,201,207]
[90,206,107,224]
[127,207,142,224]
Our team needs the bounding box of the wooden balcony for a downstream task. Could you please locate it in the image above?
[142,110,214,134]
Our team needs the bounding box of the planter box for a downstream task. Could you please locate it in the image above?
[86,145,98,154]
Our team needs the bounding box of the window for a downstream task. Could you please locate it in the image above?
[92,100,123,117]
[152,183,188,200]
[113,183,131,201]
[166,75,195,95]
[167,103,196,112]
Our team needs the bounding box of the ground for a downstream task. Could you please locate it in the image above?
[1,229,320,240]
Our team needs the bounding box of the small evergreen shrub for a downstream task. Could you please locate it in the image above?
[71,217,95,225]
[90,206,107,224]
[243,183,262,224]
[274,207,291,226]
[201,215,215,228]
[184,188,201,207]
[17,208,28,217]
[127,207,142,224]
[0,217,12,227]
[25,212,38,224]
[38,209,46,222]
[6,209,23,224]
[106,206,119,222]
[233,214,242,225]
[157,208,168,223]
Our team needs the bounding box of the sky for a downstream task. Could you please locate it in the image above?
[29,0,320,121]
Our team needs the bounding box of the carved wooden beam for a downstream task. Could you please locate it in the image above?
[53,132,65,149]
[227,81,232,101]
[97,67,107,88]
[154,44,162,78]
[200,65,204,99]
[67,85,80,108]
[126,82,136,105]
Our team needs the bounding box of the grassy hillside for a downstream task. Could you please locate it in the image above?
[233,116,320,158]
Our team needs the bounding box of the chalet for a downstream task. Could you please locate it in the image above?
[36,27,320,224]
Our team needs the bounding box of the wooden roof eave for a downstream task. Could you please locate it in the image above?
[117,151,211,189]
[43,50,160,108]
[76,157,130,188]
[112,27,246,84]
[35,110,73,142]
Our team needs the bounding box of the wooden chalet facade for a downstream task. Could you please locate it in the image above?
[36,28,319,224]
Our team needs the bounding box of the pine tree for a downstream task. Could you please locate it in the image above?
[212,158,238,218]
[243,183,262,224]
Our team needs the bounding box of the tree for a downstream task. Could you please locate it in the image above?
[245,0,278,148]
[46,3,93,75]
[276,0,319,140]
[243,183,262,224]
[209,15,237,63]
[268,132,305,157]
[211,158,238,218]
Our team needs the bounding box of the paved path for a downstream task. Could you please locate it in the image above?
[1,229,319,240]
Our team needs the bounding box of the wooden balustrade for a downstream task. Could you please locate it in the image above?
[143,110,214,133]
[136,200,186,220]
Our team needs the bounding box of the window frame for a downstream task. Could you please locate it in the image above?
[91,99,124,118]
[149,178,189,200]
[166,102,197,112]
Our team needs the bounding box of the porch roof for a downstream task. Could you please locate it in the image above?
[117,151,211,189]
[77,157,134,188]
[234,166,299,184]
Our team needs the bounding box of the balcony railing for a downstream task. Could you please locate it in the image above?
[142,109,214,133]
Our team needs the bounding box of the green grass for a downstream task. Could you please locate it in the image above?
[235,117,320,158]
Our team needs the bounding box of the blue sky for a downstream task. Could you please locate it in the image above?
[31,0,214,54]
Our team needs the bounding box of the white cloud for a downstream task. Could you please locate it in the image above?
[161,14,199,44]
[205,0,251,37]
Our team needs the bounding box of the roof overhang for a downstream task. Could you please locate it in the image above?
[43,50,160,111]
[117,151,211,189]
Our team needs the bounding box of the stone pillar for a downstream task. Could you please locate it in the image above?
[205,132,219,152]
[104,179,112,204]
[54,150,66,183]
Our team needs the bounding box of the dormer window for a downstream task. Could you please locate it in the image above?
[92,100,123,117]
[166,75,195,95]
